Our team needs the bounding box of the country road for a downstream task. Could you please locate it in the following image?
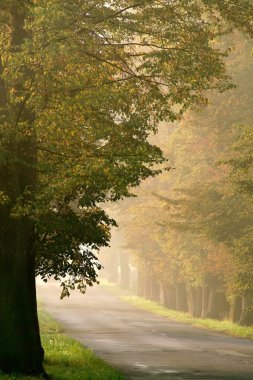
[37,282,253,380]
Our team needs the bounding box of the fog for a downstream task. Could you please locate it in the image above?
[99,34,253,327]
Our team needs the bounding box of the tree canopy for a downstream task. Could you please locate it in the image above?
[1,0,253,294]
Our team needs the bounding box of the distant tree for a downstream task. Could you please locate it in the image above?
[0,0,253,376]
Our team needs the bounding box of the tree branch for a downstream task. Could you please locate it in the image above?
[0,56,7,108]
[92,2,147,24]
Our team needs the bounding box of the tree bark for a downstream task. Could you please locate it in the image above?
[0,7,45,375]
[0,215,44,374]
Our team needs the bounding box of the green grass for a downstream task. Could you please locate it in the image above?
[101,279,253,340]
[0,306,125,380]
[123,295,253,339]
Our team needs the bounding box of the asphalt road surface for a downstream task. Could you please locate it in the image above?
[37,282,253,380]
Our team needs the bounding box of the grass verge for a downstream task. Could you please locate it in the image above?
[101,279,253,340]
[0,305,125,380]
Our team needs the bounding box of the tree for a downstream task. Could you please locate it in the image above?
[0,0,253,376]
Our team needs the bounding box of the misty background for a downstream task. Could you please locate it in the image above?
[99,32,253,327]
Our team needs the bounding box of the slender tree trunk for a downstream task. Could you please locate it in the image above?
[207,290,229,320]
[239,290,253,326]
[0,57,7,109]
[119,251,130,290]
[144,272,152,300]
[162,283,176,309]
[129,266,138,293]
[186,285,196,316]
[150,273,160,302]
[207,287,216,318]
[107,250,119,284]
[230,295,242,323]
[195,287,202,318]
[137,269,145,297]
[175,283,188,312]
[201,285,209,319]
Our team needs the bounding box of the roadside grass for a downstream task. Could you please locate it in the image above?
[101,279,253,340]
[0,306,125,380]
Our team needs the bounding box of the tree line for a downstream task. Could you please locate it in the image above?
[102,32,253,327]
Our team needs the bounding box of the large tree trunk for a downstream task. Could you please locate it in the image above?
[0,135,45,374]
[0,216,44,374]
[0,6,46,375]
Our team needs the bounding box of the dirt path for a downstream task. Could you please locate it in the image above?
[37,282,253,380]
